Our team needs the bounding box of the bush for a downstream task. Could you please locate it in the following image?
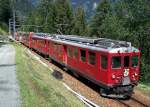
[0,27,7,35]
[0,22,8,32]
[140,60,150,83]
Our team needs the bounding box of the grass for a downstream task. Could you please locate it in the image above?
[136,83,150,97]
[14,43,85,107]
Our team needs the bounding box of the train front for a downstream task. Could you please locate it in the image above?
[105,42,140,98]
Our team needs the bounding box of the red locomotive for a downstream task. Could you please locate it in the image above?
[16,32,140,98]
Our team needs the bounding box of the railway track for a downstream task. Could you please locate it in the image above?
[22,44,150,107]
[116,96,149,107]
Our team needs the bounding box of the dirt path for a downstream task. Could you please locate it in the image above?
[0,44,20,107]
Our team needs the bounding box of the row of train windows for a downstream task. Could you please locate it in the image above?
[67,47,107,69]
[67,47,139,69]
[111,56,139,68]
[67,47,96,65]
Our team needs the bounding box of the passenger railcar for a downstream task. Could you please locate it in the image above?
[15,32,19,41]
[31,33,49,55]
[17,32,140,98]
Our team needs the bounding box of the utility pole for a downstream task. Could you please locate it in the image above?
[9,19,12,35]
[13,6,16,38]
[12,0,16,38]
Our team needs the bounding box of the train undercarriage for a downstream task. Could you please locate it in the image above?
[100,85,134,99]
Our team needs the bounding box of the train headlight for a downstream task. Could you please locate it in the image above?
[124,69,129,77]
[132,75,135,78]
[112,74,116,79]
[134,72,138,76]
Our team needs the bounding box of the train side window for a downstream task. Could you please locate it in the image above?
[112,56,121,68]
[124,56,129,67]
[101,55,107,69]
[74,48,78,58]
[132,56,138,67]
[80,50,86,62]
[67,47,72,57]
[88,52,96,65]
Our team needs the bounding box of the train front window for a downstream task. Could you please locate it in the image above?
[132,56,138,67]
[112,56,121,69]
[124,56,129,67]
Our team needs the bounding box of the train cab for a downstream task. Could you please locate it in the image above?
[15,32,19,41]
[101,45,140,98]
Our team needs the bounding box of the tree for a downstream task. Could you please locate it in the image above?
[119,0,150,82]
[22,0,55,33]
[0,0,11,31]
[15,0,33,16]
[99,13,129,40]
[54,0,74,34]
[71,6,87,36]
[89,0,111,37]
[23,0,74,34]
[36,0,55,33]
[123,0,150,66]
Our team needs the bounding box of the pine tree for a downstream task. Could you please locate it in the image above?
[115,0,150,82]
[71,6,87,36]
[36,0,55,33]
[123,0,150,60]
[89,0,111,37]
[0,0,11,31]
[16,0,33,16]
[99,13,129,40]
[23,0,55,33]
[54,0,74,34]
[22,0,74,34]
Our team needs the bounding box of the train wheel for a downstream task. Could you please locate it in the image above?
[122,92,132,99]
[100,88,108,97]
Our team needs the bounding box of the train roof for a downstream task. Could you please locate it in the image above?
[32,33,140,53]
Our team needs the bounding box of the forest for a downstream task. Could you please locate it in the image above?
[0,0,150,83]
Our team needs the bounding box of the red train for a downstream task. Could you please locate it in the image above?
[15,32,140,98]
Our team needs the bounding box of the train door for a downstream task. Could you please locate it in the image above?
[45,39,49,55]
[58,44,64,63]
[48,41,52,58]
[122,55,131,85]
[123,55,130,77]
[99,54,108,84]
[62,45,67,65]
[29,32,33,48]
[130,54,140,81]
[72,47,79,69]
[86,51,97,79]
[78,48,88,74]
